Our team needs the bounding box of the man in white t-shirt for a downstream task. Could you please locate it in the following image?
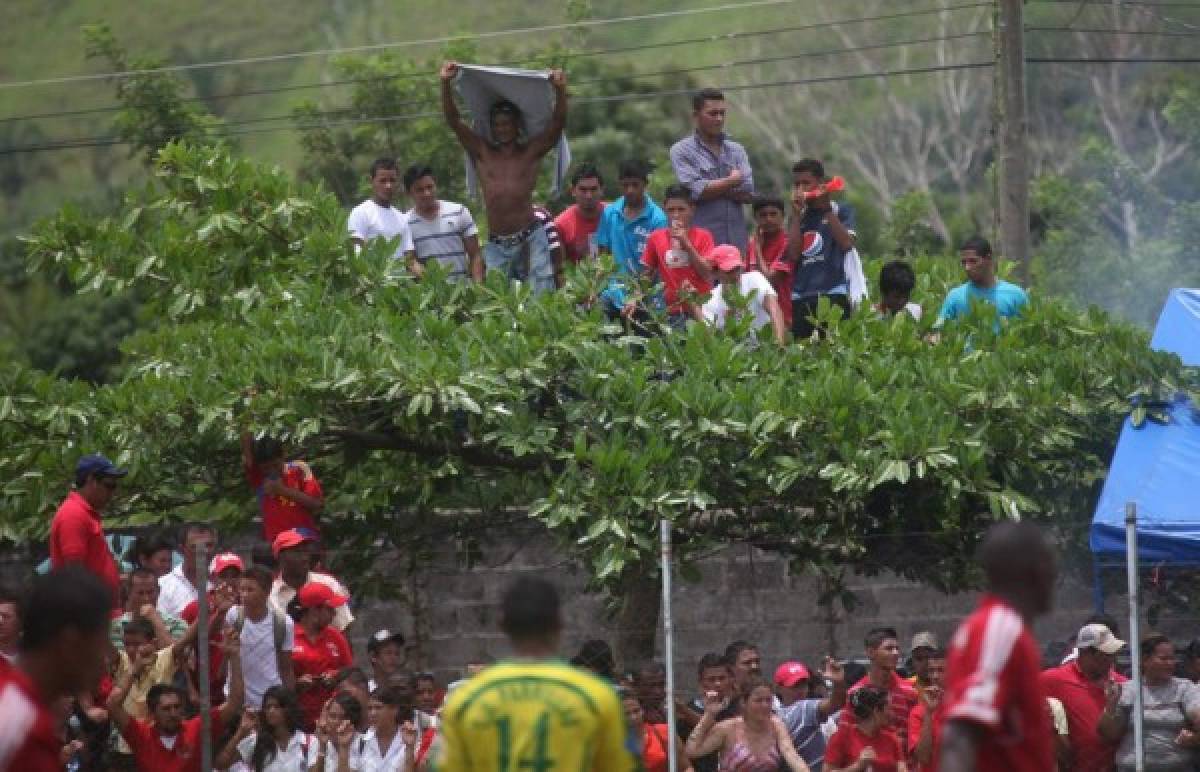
[693,243,787,345]
[347,157,415,261]
[157,523,216,617]
[228,565,295,709]
[403,164,483,283]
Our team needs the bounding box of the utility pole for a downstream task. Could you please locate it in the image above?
[994,0,1031,284]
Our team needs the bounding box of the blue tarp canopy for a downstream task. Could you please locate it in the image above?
[1090,289,1200,565]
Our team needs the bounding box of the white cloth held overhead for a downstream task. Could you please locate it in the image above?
[453,64,571,197]
[845,247,869,306]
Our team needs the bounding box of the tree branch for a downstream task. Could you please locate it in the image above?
[330,427,554,472]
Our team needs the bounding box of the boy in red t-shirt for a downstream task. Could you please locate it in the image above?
[633,183,714,322]
[747,195,793,326]
[241,433,324,543]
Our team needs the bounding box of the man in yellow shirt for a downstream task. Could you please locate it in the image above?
[429,577,637,772]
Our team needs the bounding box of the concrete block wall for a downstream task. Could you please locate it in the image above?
[1,525,1159,692]
[341,527,1125,689]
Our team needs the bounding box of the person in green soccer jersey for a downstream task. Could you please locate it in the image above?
[429,577,637,772]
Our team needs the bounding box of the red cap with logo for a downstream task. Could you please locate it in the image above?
[209,552,245,577]
[707,244,744,272]
[773,661,811,688]
[296,582,348,610]
[272,528,316,558]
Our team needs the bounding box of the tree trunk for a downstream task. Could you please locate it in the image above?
[612,562,661,669]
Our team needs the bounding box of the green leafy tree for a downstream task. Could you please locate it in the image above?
[82,23,224,165]
[7,142,1190,662]
[292,45,476,206]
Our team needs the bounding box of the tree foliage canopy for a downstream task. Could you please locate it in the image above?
[4,143,1190,613]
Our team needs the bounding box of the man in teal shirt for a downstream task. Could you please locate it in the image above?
[937,235,1029,323]
[595,158,668,316]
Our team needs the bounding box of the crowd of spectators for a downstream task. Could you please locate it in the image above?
[8,471,1200,772]
[0,71,1131,772]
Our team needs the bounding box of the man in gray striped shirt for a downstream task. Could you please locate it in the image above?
[669,87,755,254]
[403,164,483,282]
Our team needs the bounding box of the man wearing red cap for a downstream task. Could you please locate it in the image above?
[269,529,354,631]
[774,658,847,772]
[49,453,128,607]
[693,243,787,345]
[289,582,353,730]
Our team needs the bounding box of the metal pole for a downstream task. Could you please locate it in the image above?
[1126,502,1144,772]
[193,542,212,772]
[660,519,678,772]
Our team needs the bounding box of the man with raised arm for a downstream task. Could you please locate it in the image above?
[440,61,567,293]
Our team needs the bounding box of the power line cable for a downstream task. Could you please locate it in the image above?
[1030,0,1200,32]
[1028,25,1200,36]
[1029,55,1200,62]
[1030,1,1200,7]
[0,0,886,91]
[0,61,994,156]
[0,1,993,125]
[119,30,991,135]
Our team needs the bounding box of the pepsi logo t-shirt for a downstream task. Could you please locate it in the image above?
[792,201,855,299]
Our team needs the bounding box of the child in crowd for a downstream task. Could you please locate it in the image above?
[875,260,922,320]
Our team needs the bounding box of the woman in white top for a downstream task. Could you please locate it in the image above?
[309,693,366,772]
[217,685,315,772]
[362,685,419,772]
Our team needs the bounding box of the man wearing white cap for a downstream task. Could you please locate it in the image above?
[907,631,940,696]
[1039,623,1126,772]
[367,628,406,691]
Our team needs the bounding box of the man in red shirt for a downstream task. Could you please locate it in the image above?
[634,183,715,324]
[1038,623,1125,772]
[241,433,324,543]
[48,453,127,606]
[907,649,946,771]
[555,163,607,264]
[0,567,112,772]
[747,195,793,327]
[939,521,1056,772]
[108,628,244,772]
[845,627,919,752]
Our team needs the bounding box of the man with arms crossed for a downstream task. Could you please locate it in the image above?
[440,61,568,293]
[670,87,754,252]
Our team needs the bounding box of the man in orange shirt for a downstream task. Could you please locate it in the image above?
[49,453,127,607]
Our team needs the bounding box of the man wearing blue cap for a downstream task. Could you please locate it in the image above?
[49,453,127,606]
